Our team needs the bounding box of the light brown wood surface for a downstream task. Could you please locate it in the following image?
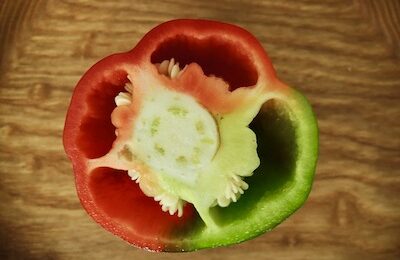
[1,0,399,259]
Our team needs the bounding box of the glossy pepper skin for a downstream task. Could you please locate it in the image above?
[63,19,318,252]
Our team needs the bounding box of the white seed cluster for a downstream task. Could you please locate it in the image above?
[114,76,134,107]
[216,175,249,207]
[114,59,186,107]
[127,169,141,183]
[157,58,187,78]
[128,169,185,217]
[154,193,184,217]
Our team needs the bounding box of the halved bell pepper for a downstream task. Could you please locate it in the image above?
[63,19,318,252]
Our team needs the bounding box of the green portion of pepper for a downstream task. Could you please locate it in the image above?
[173,87,318,250]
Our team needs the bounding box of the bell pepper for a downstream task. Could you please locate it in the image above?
[63,19,318,252]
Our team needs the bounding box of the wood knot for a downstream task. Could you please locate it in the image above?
[26,155,43,172]
[281,233,300,247]
[73,32,97,58]
[0,124,14,137]
[333,193,355,226]
[29,83,51,101]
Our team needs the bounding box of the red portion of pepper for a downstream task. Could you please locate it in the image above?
[89,168,195,248]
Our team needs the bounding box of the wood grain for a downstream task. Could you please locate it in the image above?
[1,0,399,259]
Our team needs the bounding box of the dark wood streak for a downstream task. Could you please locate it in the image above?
[0,0,399,259]
[321,131,400,152]
[355,0,400,57]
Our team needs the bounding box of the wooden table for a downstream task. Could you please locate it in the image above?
[1,0,399,259]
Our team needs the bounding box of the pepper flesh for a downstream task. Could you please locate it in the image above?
[63,19,318,252]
